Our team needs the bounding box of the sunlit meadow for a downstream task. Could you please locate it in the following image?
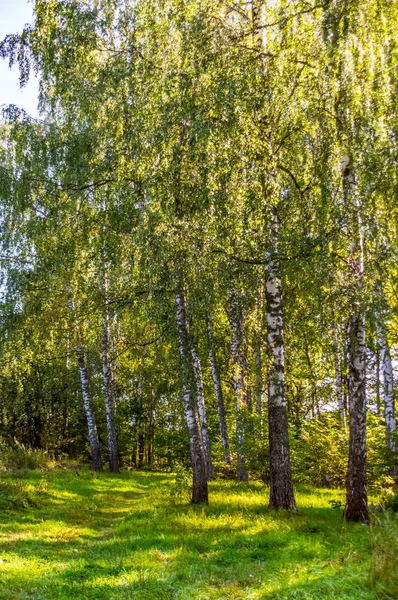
[0,471,396,599]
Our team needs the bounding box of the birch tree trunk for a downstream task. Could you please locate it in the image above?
[250,0,295,508]
[175,287,208,503]
[265,209,296,511]
[375,311,396,456]
[255,291,264,419]
[100,260,119,473]
[137,379,145,468]
[191,344,215,480]
[255,337,263,417]
[344,313,368,522]
[333,335,346,430]
[67,291,102,472]
[77,349,102,472]
[342,154,368,523]
[148,389,155,467]
[304,332,320,418]
[229,288,249,482]
[206,315,232,466]
[375,346,381,416]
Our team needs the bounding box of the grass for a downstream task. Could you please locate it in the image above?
[0,471,396,599]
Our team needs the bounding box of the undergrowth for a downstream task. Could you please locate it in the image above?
[368,512,398,598]
[0,476,49,510]
[0,439,57,471]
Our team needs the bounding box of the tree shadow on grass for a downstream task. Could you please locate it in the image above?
[0,473,375,600]
[1,516,369,597]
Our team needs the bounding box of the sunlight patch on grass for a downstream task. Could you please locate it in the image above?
[0,471,396,599]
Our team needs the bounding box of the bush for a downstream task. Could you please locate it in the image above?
[290,413,348,487]
[289,412,388,490]
[0,439,55,471]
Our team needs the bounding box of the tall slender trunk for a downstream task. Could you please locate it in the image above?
[333,335,347,430]
[255,340,263,417]
[255,291,264,418]
[206,315,232,466]
[252,0,294,508]
[77,349,102,472]
[67,291,102,472]
[148,389,155,467]
[304,332,320,418]
[375,345,381,416]
[138,432,145,468]
[172,119,207,500]
[342,154,368,523]
[344,313,368,522]
[110,309,120,419]
[100,260,119,473]
[191,344,215,480]
[265,209,296,511]
[175,287,208,504]
[243,350,252,413]
[136,372,145,468]
[229,288,249,482]
[375,311,396,456]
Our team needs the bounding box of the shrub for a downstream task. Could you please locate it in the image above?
[289,412,388,490]
[290,413,348,487]
[0,439,55,471]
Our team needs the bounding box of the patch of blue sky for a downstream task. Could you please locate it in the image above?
[0,0,40,118]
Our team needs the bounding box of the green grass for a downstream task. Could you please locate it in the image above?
[0,471,396,599]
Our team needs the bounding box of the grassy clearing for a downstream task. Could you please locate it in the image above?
[0,471,396,599]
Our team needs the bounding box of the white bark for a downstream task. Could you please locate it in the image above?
[333,335,346,429]
[375,312,396,453]
[175,288,208,503]
[206,315,232,466]
[229,288,248,482]
[77,348,102,471]
[342,154,368,522]
[375,346,381,416]
[255,291,264,418]
[264,207,296,511]
[255,338,263,416]
[100,259,119,473]
[67,291,102,471]
[253,0,295,510]
[265,227,285,412]
[191,344,215,480]
[345,312,368,522]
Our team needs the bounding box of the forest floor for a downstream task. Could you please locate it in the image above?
[0,471,396,599]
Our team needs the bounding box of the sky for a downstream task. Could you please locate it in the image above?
[0,0,40,118]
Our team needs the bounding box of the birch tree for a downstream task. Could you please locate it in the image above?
[374,305,396,459]
[264,209,296,511]
[206,314,232,467]
[77,348,103,472]
[229,288,249,482]
[191,343,215,480]
[175,283,208,503]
